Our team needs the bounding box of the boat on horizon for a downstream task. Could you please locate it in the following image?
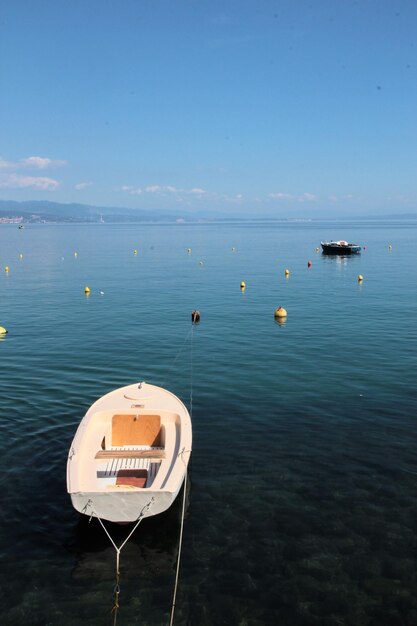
[67,381,192,524]
[321,240,361,254]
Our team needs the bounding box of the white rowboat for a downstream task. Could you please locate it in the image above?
[67,382,192,523]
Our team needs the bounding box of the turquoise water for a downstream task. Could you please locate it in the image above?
[1,221,417,625]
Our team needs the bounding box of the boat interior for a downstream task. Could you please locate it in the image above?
[91,412,179,491]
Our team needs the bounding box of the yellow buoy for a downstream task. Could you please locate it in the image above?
[358,274,363,283]
[388,244,392,251]
[5,266,9,273]
[316,247,319,252]
[274,306,287,318]
[84,286,91,294]
[240,281,246,290]
[285,268,290,277]
[0,326,7,335]
[74,251,78,257]
[134,249,138,255]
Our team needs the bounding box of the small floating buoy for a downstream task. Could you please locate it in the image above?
[388,244,392,251]
[5,266,9,273]
[134,249,138,255]
[199,260,204,266]
[240,281,246,290]
[187,248,191,254]
[307,261,312,268]
[19,253,23,259]
[191,310,201,324]
[0,326,8,335]
[358,275,363,283]
[74,251,78,257]
[316,247,319,252]
[274,306,287,318]
[100,291,104,295]
[231,247,236,252]
[84,286,91,294]
[285,268,290,277]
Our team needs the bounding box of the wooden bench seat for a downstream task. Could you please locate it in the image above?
[95,449,166,460]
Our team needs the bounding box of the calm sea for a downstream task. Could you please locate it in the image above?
[1,220,417,626]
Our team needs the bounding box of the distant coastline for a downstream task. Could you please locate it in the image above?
[0,199,416,225]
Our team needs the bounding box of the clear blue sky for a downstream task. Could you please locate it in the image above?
[0,0,416,218]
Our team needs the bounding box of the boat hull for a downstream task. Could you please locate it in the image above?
[67,382,192,523]
[70,476,185,523]
[321,242,361,255]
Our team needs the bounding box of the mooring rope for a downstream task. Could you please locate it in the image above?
[169,468,188,626]
[168,323,194,625]
[86,498,155,625]
[83,322,196,625]
[160,325,194,390]
[189,322,194,422]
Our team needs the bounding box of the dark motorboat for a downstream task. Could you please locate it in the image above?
[321,240,361,255]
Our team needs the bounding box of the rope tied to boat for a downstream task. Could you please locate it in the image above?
[178,446,192,464]
[169,469,188,626]
[85,497,155,625]
[189,321,194,420]
[84,320,195,625]
[160,325,194,390]
[169,322,195,625]
[112,580,120,623]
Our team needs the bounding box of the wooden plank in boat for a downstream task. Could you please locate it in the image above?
[95,449,166,459]
[112,414,162,446]
[116,469,148,488]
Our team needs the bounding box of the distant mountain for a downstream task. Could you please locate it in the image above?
[359,212,417,220]
[0,200,185,223]
[0,199,416,223]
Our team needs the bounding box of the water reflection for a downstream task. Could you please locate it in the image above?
[274,317,287,327]
[321,253,362,268]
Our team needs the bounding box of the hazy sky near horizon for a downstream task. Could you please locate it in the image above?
[0,0,416,218]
